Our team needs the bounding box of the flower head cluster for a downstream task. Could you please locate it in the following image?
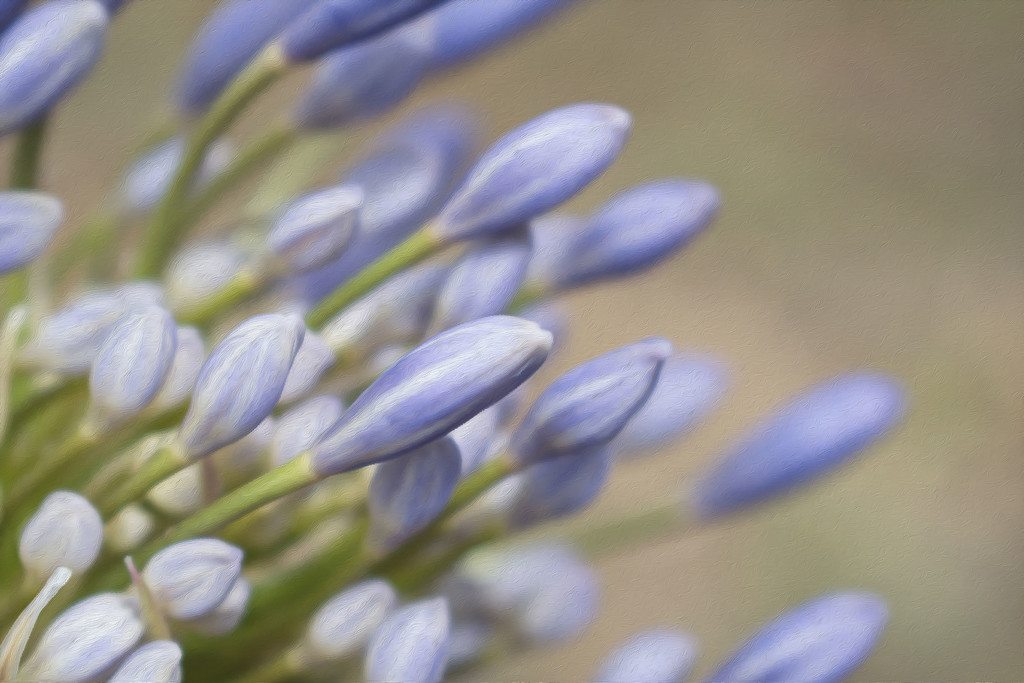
[0,1,907,681]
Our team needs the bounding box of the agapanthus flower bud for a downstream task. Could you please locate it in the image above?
[0,191,63,274]
[426,0,573,69]
[117,136,234,216]
[173,0,319,114]
[0,1,29,34]
[0,0,108,137]
[430,227,532,331]
[445,619,492,669]
[147,463,204,517]
[593,629,698,683]
[20,593,144,682]
[190,577,250,636]
[19,491,102,579]
[164,241,247,311]
[558,179,720,288]
[142,538,243,621]
[279,329,335,404]
[267,184,362,274]
[151,327,206,411]
[279,0,446,64]
[456,541,579,614]
[178,313,304,459]
[692,371,906,518]
[516,558,599,643]
[271,395,344,467]
[613,353,729,458]
[367,436,462,551]
[98,0,129,12]
[89,305,177,424]
[431,103,631,242]
[306,579,397,662]
[450,404,500,477]
[105,504,156,553]
[108,640,182,683]
[524,213,588,287]
[510,445,612,527]
[517,302,570,352]
[365,597,450,683]
[311,316,551,475]
[706,592,889,683]
[293,22,431,130]
[511,338,671,466]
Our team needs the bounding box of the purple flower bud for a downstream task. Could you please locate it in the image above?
[525,213,588,287]
[511,338,671,466]
[0,191,63,274]
[306,580,397,662]
[213,416,277,486]
[173,0,319,114]
[19,491,102,579]
[267,184,362,274]
[142,538,243,621]
[178,314,304,459]
[430,226,532,331]
[21,593,143,682]
[510,445,611,527]
[293,22,431,130]
[559,179,720,289]
[279,329,335,404]
[693,372,906,518]
[152,327,206,411]
[456,541,580,614]
[0,0,108,137]
[117,136,234,216]
[0,1,30,34]
[89,305,177,424]
[613,353,729,458]
[270,395,344,467]
[165,241,246,311]
[594,629,698,683]
[431,103,631,242]
[108,641,182,683]
[190,577,250,636]
[449,404,500,477]
[98,0,129,13]
[310,316,551,475]
[367,436,462,551]
[279,0,446,63]
[365,597,450,683]
[516,558,599,643]
[426,0,573,69]
[706,593,888,683]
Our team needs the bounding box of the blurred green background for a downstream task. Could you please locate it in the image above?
[16,1,1024,680]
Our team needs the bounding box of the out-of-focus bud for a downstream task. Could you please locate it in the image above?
[445,618,493,670]
[0,0,108,137]
[509,445,612,527]
[105,504,156,554]
[177,314,304,459]
[450,405,500,477]
[88,305,177,425]
[267,184,362,274]
[164,241,247,312]
[517,302,570,353]
[117,137,234,216]
[430,103,631,243]
[19,491,102,579]
[305,579,397,663]
[107,640,182,683]
[365,597,450,683]
[593,629,698,683]
[0,1,30,34]
[367,436,462,551]
[151,327,206,411]
[20,593,144,683]
[311,316,551,475]
[279,330,335,404]
[510,338,671,466]
[0,191,63,274]
[147,463,205,518]
[190,577,250,636]
[141,538,243,621]
[515,556,599,643]
[271,395,344,467]
[692,372,906,518]
[705,593,889,683]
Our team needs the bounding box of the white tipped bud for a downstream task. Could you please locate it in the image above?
[19,491,102,580]
[108,640,183,683]
[142,538,243,621]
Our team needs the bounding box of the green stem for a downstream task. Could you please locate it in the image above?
[96,441,188,518]
[134,46,288,278]
[0,307,27,447]
[243,135,343,220]
[306,227,442,329]
[9,117,49,189]
[174,267,268,327]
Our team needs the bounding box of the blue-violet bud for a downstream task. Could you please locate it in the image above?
[594,629,698,683]
[270,395,345,467]
[151,327,206,411]
[365,597,450,683]
[279,329,335,404]
[306,579,397,663]
[107,641,182,683]
[190,577,251,636]
[19,491,102,580]
[267,184,362,274]
[0,191,63,274]
[510,445,612,527]
[117,136,234,216]
[141,538,244,621]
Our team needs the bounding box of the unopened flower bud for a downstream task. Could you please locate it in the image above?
[593,629,698,683]
[0,191,63,274]
[108,640,182,683]
[142,538,243,621]
[19,491,102,579]
[365,597,450,683]
[306,579,397,663]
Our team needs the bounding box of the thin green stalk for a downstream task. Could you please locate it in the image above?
[174,267,268,327]
[9,117,49,189]
[96,441,188,517]
[234,647,302,683]
[243,135,343,220]
[135,46,288,278]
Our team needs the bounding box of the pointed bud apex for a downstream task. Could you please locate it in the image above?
[142,538,243,621]
[593,629,698,683]
[268,184,362,273]
[306,580,397,662]
[450,405,500,477]
[0,191,63,274]
[279,329,335,404]
[510,445,612,527]
[365,597,450,683]
[19,491,102,579]
[108,641,182,683]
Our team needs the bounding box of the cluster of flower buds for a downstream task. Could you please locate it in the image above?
[0,1,908,681]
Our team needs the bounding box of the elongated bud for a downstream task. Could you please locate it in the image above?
[190,577,250,636]
[692,372,906,518]
[151,327,206,411]
[516,556,599,643]
[105,504,156,554]
[706,593,888,683]
[174,0,319,114]
[108,641,182,683]
[267,184,362,274]
[593,629,698,683]
[455,541,579,613]
[510,445,612,527]
[431,103,631,242]
[0,191,63,274]
[165,241,247,311]
[141,538,243,621]
[511,338,671,466]
[559,179,720,289]
[306,580,397,663]
[19,491,102,579]
[271,395,344,467]
[20,593,143,683]
[429,227,532,331]
[365,597,450,683]
[0,0,108,137]
[311,316,551,475]
[0,1,29,34]
[279,329,335,404]
[445,619,492,670]
[178,313,304,459]
[367,436,462,551]
[89,305,177,425]
[613,353,729,458]
[117,136,234,216]
[280,0,446,63]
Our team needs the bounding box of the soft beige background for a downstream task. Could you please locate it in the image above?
[17,1,1024,680]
